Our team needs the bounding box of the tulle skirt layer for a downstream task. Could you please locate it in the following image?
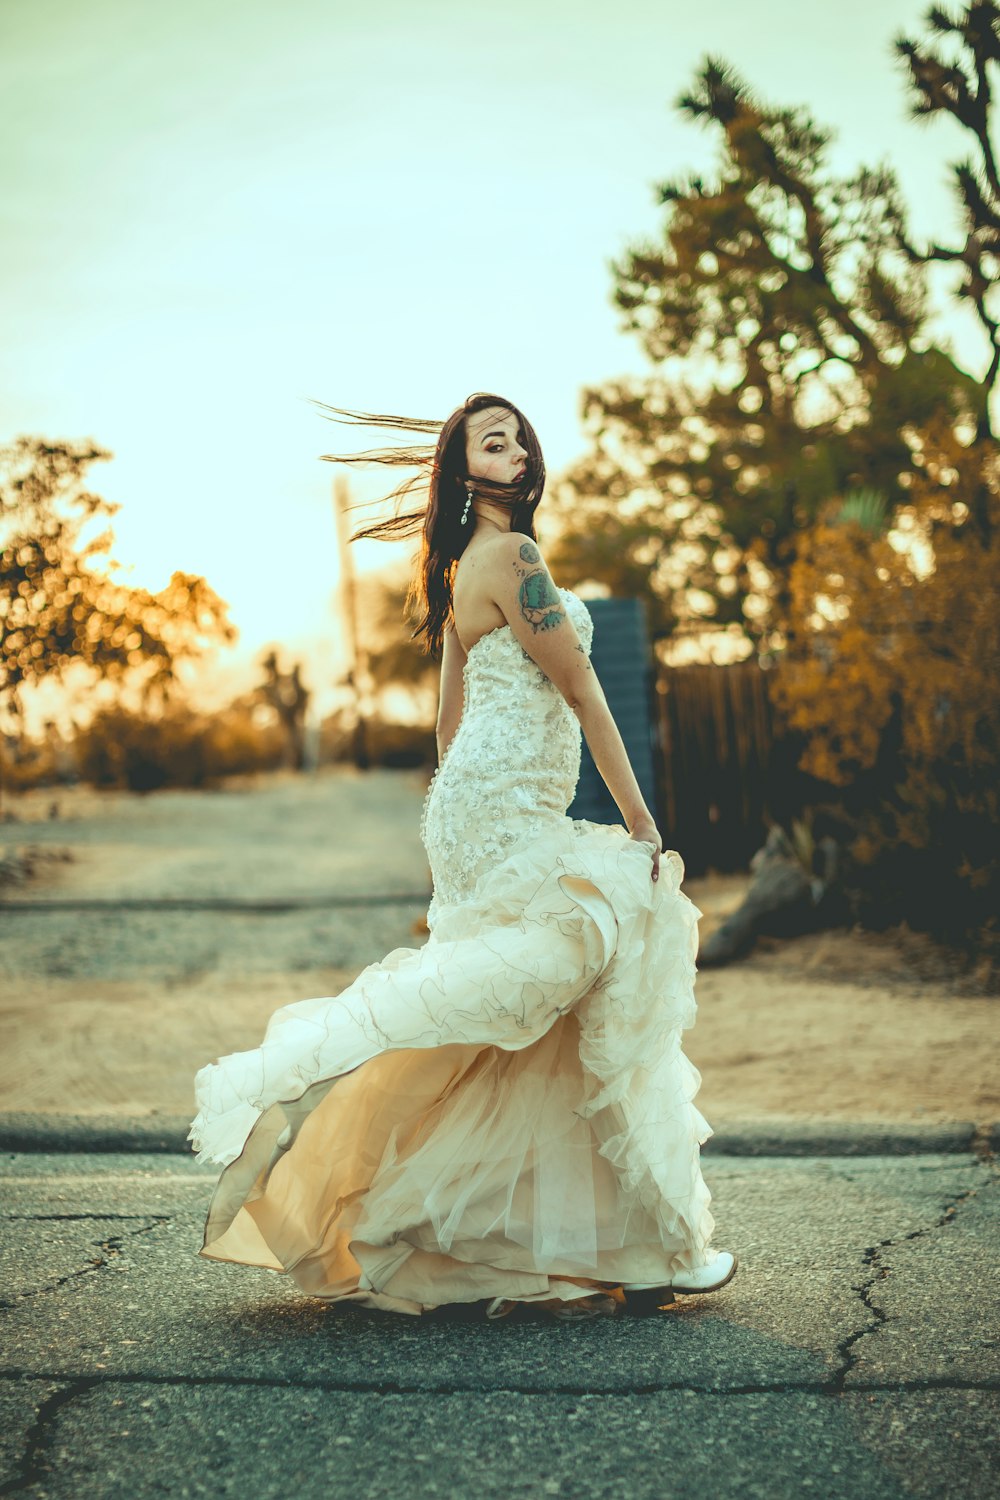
[189,817,716,1315]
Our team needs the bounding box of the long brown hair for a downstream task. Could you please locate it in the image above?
[312,392,546,659]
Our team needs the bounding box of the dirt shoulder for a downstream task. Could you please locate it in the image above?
[2,773,996,1128]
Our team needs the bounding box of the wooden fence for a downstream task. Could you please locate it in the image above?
[653,660,775,876]
[569,599,782,876]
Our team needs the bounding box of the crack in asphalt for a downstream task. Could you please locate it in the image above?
[1,1355,998,1495]
[0,1217,170,1311]
[0,1379,100,1499]
[832,1244,890,1395]
[3,1373,999,1500]
[2,1367,998,1399]
[830,1158,1000,1394]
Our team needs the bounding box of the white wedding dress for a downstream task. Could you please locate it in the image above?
[189,587,716,1315]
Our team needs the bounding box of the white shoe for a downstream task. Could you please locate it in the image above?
[624,1249,738,1297]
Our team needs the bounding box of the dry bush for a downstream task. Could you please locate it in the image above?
[72,701,288,791]
[771,496,1000,973]
[320,711,435,770]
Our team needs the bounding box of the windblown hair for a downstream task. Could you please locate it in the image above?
[312,392,546,659]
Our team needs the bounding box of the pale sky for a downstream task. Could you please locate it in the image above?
[1,0,989,716]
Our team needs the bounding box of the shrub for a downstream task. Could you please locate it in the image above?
[771,497,1000,975]
[72,701,288,791]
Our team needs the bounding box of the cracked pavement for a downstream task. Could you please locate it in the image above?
[1,1148,997,1498]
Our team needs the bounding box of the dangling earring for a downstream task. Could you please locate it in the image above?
[460,483,474,526]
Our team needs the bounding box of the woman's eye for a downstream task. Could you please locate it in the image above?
[488,444,503,452]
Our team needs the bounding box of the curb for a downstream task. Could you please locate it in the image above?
[0,1114,196,1154]
[0,1113,995,1158]
[707,1121,997,1157]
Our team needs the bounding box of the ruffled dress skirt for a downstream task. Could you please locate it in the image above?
[189,817,716,1316]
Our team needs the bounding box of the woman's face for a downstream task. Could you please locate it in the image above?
[464,406,528,487]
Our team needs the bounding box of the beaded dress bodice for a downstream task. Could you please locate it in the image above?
[420,587,594,927]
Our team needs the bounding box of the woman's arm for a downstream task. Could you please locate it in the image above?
[484,534,661,879]
[435,621,467,761]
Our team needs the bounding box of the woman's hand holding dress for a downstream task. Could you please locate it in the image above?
[627,815,662,882]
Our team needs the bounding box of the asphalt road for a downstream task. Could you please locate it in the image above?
[1,1146,997,1499]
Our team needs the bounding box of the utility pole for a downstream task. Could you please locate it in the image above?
[332,475,370,770]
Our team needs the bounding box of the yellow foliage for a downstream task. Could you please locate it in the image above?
[773,509,1000,786]
[771,474,1000,967]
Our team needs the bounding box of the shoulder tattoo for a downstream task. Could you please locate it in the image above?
[510,539,574,639]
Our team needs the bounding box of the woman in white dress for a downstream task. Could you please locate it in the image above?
[189,392,737,1320]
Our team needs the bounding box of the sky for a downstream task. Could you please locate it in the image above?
[1,0,989,720]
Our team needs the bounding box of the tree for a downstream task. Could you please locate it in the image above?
[894,0,1000,534]
[769,475,1000,969]
[255,649,311,770]
[764,4,1000,971]
[361,566,440,720]
[544,4,1000,969]
[0,437,237,732]
[547,24,990,648]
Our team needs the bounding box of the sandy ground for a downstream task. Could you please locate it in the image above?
[1,768,996,1129]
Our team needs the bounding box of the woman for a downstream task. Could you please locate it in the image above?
[189,392,737,1320]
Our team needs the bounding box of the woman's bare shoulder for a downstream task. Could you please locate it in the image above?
[452,533,547,648]
[456,531,534,585]
[478,531,545,576]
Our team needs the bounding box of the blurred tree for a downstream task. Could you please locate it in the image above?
[72,697,290,792]
[893,0,1000,537]
[544,3,999,971]
[547,23,990,647]
[0,437,237,733]
[770,471,1000,967]
[765,4,1000,972]
[254,649,311,770]
[360,566,441,723]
